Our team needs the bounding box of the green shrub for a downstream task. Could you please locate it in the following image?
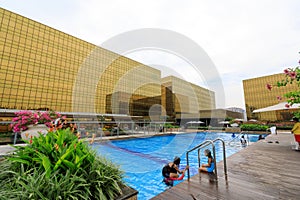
[0,128,124,200]
[240,124,269,131]
[164,123,175,128]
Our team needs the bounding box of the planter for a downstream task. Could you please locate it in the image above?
[21,124,48,140]
[116,185,138,200]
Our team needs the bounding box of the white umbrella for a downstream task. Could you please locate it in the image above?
[234,118,246,121]
[218,121,230,124]
[186,121,204,124]
[252,102,300,113]
[231,123,239,127]
[249,119,258,122]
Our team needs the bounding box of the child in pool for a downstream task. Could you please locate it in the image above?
[198,149,215,173]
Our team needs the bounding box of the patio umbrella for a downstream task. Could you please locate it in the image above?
[234,118,246,121]
[249,119,258,122]
[218,121,230,124]
[186,121,204,124]
[231,123,239,127]
[252,102,300,113]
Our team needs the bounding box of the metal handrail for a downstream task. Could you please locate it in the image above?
[212,138,227,176]
[186,138,227,180]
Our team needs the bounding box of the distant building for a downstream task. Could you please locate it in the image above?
[243,73,299,121]
[161,76,215,123]
[226,107,247,120]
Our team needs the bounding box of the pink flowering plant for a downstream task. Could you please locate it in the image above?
[267,55,300,106]
[11,110,64,132]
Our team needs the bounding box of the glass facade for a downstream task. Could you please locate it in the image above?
[0,8,161,116]
[161,76,216,121]
[243,73,299,121]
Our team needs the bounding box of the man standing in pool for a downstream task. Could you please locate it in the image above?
[198,149,215,173]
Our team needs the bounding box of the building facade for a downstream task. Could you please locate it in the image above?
[243,73,299,121]
[0,8,161,117]
[161,76,216,123]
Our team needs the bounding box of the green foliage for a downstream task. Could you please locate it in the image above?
[293,111,300,119]
[240,124,269,131]
[0,128,124,200]
[163,123,175,128]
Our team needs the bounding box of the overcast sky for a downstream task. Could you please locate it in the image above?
[1,0,299,109]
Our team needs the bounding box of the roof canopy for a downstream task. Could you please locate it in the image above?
[252,102,300,113]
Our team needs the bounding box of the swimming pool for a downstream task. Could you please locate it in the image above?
[92,132,264,200]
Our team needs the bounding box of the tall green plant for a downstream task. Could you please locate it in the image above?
[0,128,124,199]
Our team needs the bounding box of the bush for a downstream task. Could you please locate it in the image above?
[240,124,269,131]
[0,128,124,200]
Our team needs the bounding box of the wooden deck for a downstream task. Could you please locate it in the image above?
[152,132,300,200]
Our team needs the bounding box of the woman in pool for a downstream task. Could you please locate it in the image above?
[162,157,188,178]
[199,149,215,173]
[162,156,189,186]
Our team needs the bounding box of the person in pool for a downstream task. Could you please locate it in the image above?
[163,156,188,178]
[162,156,189,186]
[198,149,215,173]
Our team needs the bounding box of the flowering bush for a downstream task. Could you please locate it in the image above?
[11,110,64,132]
[267,56,300,105]
[266,54,300,118]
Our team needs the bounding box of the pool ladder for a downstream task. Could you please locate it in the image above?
[186,138,227,180]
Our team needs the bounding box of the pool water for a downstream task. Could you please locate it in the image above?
[92,132,264,200]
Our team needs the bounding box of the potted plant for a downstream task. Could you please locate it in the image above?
[11,110,64,140]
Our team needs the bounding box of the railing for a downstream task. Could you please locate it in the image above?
[186,138,227,180]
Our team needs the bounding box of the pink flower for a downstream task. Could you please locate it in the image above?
[289,71,297,79]
[11,110,65,132]
[290,97,295,101]
[266,83,272,91]
[285,104,290,108]
[277,96,282,101]
[284,69,289,75]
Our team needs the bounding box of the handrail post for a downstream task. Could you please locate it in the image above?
[14,132,18,145]
[197,148,201,168]
[223,140,227,175]
[212,138,227,176]
[186,152,190,180]
[212,144,217,177]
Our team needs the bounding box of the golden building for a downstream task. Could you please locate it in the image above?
[161,76,215,122]
[0,8,161,116]
[243,73,299,121]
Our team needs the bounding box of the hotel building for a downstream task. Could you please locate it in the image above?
[0,7,161,118]
[243,73,299,121]
[0,7,216,123]
[161,76,215,123]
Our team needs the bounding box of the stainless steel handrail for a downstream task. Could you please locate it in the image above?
[186,138,227,180]
[212,138,227,176]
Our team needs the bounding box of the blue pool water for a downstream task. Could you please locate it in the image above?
[92,132,264,200]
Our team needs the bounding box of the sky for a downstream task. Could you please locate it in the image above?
[1,0,300,109]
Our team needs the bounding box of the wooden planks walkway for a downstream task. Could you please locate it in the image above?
[152,132,300,200]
